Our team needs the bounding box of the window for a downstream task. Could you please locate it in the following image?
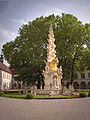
[88,73,90,78]
[3,72,4,78]
[80,81,86,89]
[74,74,78,79]
[9,75,11,79]
[7,74,8,79]
[81,73,85,79]
[14,83,17,87]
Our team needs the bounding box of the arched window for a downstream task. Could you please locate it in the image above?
[80,81,86,89]
[74,74,78,79]
[88,82,90,89]
[88,73,90,78]
[66,82,70,89]
[18,83,21,89]
[73,82,79,89]
[14,83,17,87]
[81,73,85,79]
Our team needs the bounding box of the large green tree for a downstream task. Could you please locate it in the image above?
[2,13,90,87]
[2,15,55,87]
[54,14,90,85]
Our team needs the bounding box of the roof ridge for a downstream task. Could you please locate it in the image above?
[0,61,11,74]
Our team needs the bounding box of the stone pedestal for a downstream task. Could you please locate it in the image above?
[44,69,62,91]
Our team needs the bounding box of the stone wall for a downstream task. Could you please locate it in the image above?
[63,69,90,89]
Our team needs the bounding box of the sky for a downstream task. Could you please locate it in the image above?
[0,0,90,55]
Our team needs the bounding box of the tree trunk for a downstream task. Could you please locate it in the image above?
[70,52,77,85]
[70,64,74,85]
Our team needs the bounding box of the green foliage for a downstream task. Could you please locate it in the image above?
[1,94,79,99]
[88,92,90,97]
[74,89,79,92]
[2,15,55,86]
[80,92,87,97]
[3,90,23,94]
[80,89,85,92]
[25,93,34,99]
[54,13,90,84]
[3,94,25,99]
[2,13,90,86]
[34,95,79,99]
[0,91,5,96]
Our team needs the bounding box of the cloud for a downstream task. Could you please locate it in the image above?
[0,0,9,13]
[44,8,64,17]
[11,18,28,25]
[0,27,17,49]
[37,2,44,8]
[0,27,17,65]
[0,27,16,40]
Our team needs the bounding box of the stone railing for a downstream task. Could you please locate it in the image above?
[34,89,62,96]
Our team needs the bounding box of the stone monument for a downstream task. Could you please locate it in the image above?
[34,25,62,95]
[43,25,62,95]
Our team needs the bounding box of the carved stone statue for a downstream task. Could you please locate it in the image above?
[43,25,62,92]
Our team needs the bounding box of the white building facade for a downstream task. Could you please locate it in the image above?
[0,61,12,90]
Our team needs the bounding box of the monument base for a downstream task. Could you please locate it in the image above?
[62,86,74,96]
[34,89,62,96]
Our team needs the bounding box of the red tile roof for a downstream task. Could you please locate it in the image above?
[0,61,12,74]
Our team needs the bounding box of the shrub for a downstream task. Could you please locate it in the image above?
[3,90,24,94]
[0,91,4,96]
[74,89,78,92]
[80,89,85,92]
[88,92,90,97]
[25,93,34,99]
[4,91,8,94]
[80,92,87,97]
[4,91,19,94]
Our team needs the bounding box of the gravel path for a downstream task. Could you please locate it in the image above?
[0,97,90,120]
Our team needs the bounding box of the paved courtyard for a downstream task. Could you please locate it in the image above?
[0,97,90,120]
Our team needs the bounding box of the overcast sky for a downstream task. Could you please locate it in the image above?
[0,0,90,53]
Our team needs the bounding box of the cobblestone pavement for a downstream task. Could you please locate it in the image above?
[0,97,90,120]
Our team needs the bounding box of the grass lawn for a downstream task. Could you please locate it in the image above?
[0,90,90,99]
[1,94,80,99]
[34,95,79,99]
[3,94,26,99]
